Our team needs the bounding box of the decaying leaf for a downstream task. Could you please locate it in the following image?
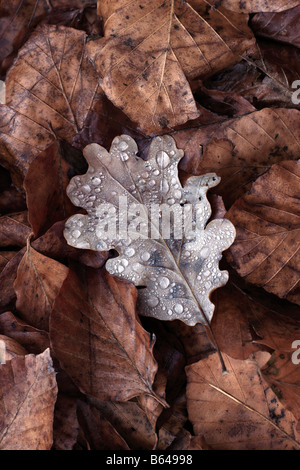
[0,348,57,450]
[226,160,300,305]
[0,24,101,186]
[189,0,300,13]
[186,351,300,450]
[14,242,69,331]
[88,0,255,133]
[50,266,162,404]
[64,135,235,326]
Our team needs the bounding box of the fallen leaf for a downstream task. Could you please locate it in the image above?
[251,5,300,48]
[50,266,163,404]
[0,250,24,313]
[0,211,31,248]
[0,334,27,361]
[14,242,69,330]
[0,251,18,273]
[174,108,300,207]
[0,24,101,186]
[77,400,130,450]
[189,0,300,13]
[0,0,96,76]
[226,160,300,304]
[89,398,157,450]
[262,351,300,425]
[24,142,77,237]
[0,311,50,354]
[186,351,300,449]
[88,0,255,133]
[53,394,79,451]
[0,348,57,450]
[64,135,235,326]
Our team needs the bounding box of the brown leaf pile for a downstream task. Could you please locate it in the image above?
[0,0,300,451]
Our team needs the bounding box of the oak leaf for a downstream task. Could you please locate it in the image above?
[88,0,255,133]
[64,135,235,326]
[0,348,57,450]
[226,160,300,305]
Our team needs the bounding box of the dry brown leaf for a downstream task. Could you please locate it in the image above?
[226,160,300,304]
[88,0,255,133]
[53,394,79,451]
[0,24,101,186]
[50,266,163,404]
[189,0,300,13]
[77,400,130,450]
[251,5,300,48]
[0,311,50,354]
[186,351,300,450]
[0,211,31,248]
[89,398,158,450]
[24,142,77,238]
[262,351,300,425]
[0,334,27,361]
[0,348,57,450]
[14,242,69,331]
[174,108,300,207]
[64,135,235,326]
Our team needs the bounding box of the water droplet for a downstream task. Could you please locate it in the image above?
[149,180,156,187]
[159,277,170,289]
[119,141,129,151]
[141,251,150,262]
[118,265,125,273]
[121,152,129,161]
[125,247,135,257]
[122,259,129,267]
[82,184,91,194]
[153,169,160,176]
[92,177,101,185]
[167,198,175,205]
[200,247,210,258]
[162,180,169,193]
[174,303,183,314]
[167,309,173,316]
[204,270,210,277]
[72,229,81,239]
[205,281,211,289]
[174,189,182,199]
[147,296,159,307]
[76,241,90,249]
[156,151,170,169]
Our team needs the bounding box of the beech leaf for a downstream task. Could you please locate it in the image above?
[88,0,255,133]
[0,24,101,186]
[0,349,57,450]
[50,266,163,404]
[226,160,300,305]
[64,135,235,326]
[186,351,300,450]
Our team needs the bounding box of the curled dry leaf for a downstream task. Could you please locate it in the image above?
[226,160,300,305]
[64,135,235,326]
[186,351,300,450]
[0,348,57,450]
[0,211,31,248]
[88,0,255,133]
[50,266,162,404]
[0,24,101,186]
